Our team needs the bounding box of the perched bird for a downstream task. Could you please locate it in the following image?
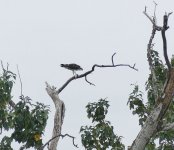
[61,63,83,76]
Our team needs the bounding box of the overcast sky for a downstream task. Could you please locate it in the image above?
[0,0,174,149]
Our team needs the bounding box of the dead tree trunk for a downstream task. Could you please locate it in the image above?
[45,82,65,150]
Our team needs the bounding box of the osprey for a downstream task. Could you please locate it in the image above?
[61,63,83,75]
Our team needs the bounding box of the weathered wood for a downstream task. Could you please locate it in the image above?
[45,82,65,150]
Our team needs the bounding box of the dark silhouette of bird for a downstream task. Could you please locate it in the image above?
[61,63,83,75]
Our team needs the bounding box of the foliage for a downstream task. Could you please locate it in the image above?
[145,50,167,110]
[80,99,125,150]
[171,55,174,67]
[127,84,147,126]
[0,64,16,130]
[0,64,50,150]
[128,48,174,149]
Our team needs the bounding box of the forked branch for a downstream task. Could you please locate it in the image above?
[144,7,172,70]
[39,133,78,150]
[57,53,138,94]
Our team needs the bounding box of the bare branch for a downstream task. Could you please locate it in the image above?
[143,11,155,25]
[85,76,95,86]
[57,54,138,94]
[162,122,174,131]
[111,52,116,65]
[161,13,172,70]
[17,65,23,96]
[153,1,157,24]
[143,8,162,31]
[39,133,78,150]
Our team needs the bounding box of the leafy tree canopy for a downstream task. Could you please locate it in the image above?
[0,64,49,150]
[80,99,125,150]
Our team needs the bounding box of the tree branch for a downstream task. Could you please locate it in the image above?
[57,53,138,94]
[144,8,173,100]
[39,133,78,150]
[147,26,159,100]
[17,65,23,96]
[161,12,172,70]
[112,52,116,65]
[143,7,162,31]
[162,122,174,131]
[85,75,95,86]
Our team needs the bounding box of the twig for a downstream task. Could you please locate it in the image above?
[39,133,78,150]
[143,8,162,31]
[1,60,4,71]
[112,52,116,65]
[153,1,157,23]
[85,76,95,86]
[17,65,23,96]
[57,53,138,94]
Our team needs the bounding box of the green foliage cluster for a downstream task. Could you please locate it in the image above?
[128,49,174,149]
[80,99,125,150]
[171,55,174,67]
[0,66,16,131]
[128,84,147,126]
[0,65,49,150]
[146,50,167,109]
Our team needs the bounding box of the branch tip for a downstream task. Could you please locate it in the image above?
[111,52,116,65]
[85,76,95,86]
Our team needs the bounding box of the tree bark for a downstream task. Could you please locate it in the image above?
[45,82,65,150]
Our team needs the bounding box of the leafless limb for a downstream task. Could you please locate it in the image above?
[161,12,172,70]
[162,122,174,131]
[143,7,162,31]
[153,1,157,23]
[112,52,116,65]
[144,7,172,70]
[1,60,6,71]
[39,133,78,150]
[85,75,95,86]
[57,53,138,94]
[17,65,23,96]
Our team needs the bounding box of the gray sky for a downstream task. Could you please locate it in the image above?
[0,0,174,149]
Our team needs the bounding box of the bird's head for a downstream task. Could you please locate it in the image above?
[60,64,65,67]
